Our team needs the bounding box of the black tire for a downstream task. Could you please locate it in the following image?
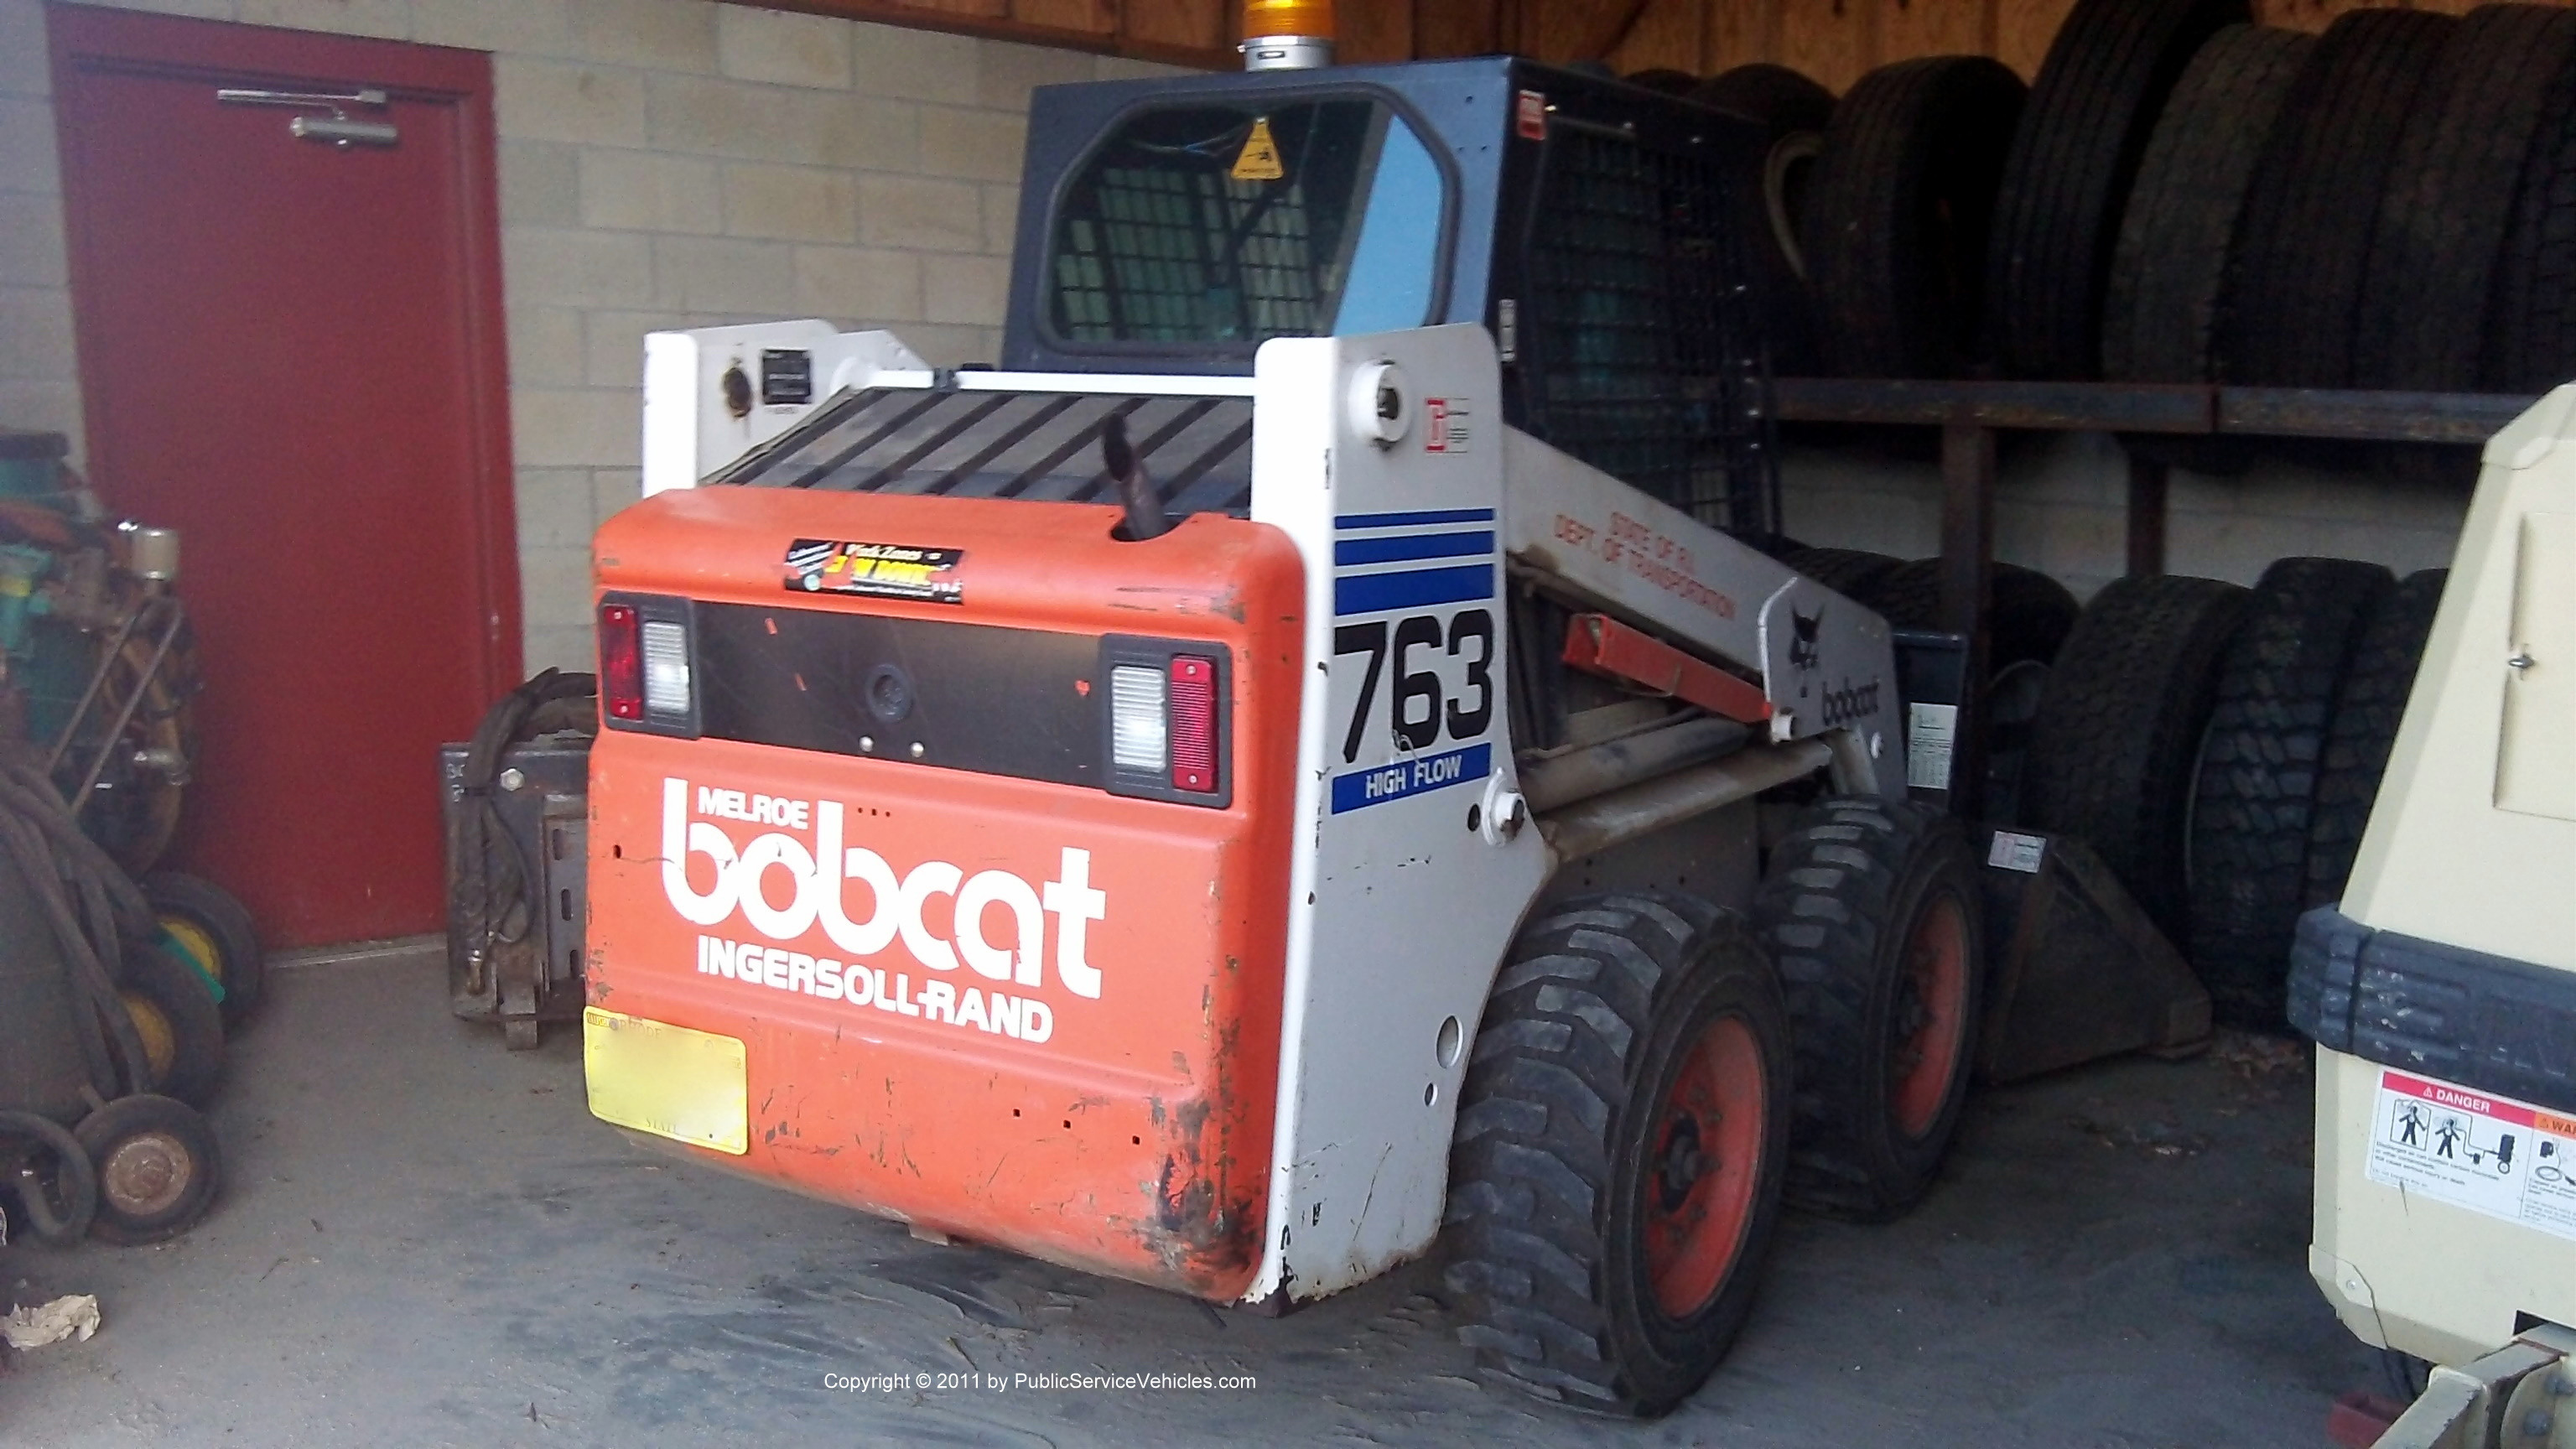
[1693,64,1836,132]
[2303,569,2447,911]
[2356,6,2576,395]
[2488,52,2576,392]
[1624,68,1700,97]
[2023,574,2251,942]
[1984,0,2251,380]
[72,1093,221,1246]
[1694,65,1836,376]
[117,940,226,1107]
[2101,24,2314,402]
[2216,8,2458,388]
[1853,558,2081,669]
[1780,545,1903,599]
[1981,657,2052,830]
[1753,796,1982,1221]
[1801,56,2028,378]
[145,870,263,1027]
[2189,557,2394,1032]
[0,1109,98,1246]
[1445,892,1792,1417]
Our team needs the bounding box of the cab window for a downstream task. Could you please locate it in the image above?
[1046,98,1447,347]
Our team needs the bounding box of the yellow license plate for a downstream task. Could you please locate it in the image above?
[583,1007,748,1156]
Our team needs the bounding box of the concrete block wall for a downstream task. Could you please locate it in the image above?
[0,0,1175,672]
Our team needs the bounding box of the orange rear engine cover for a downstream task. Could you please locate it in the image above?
[586,487,1304,1300]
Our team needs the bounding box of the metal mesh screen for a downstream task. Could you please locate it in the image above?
[1521,127,1774,533]
[1046,101,1380,346]
[1054,168,1325,341]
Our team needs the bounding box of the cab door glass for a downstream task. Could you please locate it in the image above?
[1329,117,1444,335]
[1046,98,1448,348]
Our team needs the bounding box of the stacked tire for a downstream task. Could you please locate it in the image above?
[1694,65,1837,378]
[1773,0,2576,465]
[2099,23,2314,473]
[1985,0,2251,380]
[1800,57,2026,378]
[2184,559,2392,1029]
[2021,559,2450,1034]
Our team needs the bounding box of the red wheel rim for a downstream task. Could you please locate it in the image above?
[1641,1015,1767,1320]
[1889,891,1971,1139]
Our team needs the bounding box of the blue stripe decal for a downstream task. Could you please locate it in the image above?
[1333,530,1495,566]
[1335,508,1495,531]
[1334,564,1494,616]
[1331,743,1491,814]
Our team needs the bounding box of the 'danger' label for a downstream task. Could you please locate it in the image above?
[2366,1069,2576,1244]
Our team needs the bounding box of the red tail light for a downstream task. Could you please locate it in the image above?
[1168,655,1217,792]
[600,602,643,720]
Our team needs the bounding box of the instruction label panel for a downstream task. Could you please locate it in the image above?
[2366,1069,2576,1243]
[1909,702,1957,792]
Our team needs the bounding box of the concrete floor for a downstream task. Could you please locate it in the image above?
[2,948,2373,1447]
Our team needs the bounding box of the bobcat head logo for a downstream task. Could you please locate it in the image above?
[1789,606,1821,672]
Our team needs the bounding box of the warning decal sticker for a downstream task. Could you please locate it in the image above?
[1231,117,1285,181]
[784,539,965,605]
[1514,90,1546,140]
[2366,1069,2576,1243]
[1424,397,1472,454]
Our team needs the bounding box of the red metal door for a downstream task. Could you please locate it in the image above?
[49,8,519,948]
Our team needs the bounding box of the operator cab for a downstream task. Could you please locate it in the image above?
[1000,60,1782,535]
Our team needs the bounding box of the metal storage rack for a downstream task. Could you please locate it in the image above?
[1769,378,2538,816]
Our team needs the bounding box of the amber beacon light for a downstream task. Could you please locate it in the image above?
[1241,0,1333,70]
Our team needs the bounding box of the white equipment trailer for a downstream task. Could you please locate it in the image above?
[2293,387,2576,1448]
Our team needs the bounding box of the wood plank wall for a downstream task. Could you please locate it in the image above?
[750,0,2561,86]
[743,0,1243,69]
[1577,0,2517,94]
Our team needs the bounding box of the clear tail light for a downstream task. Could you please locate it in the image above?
[641,620,691,716]
[1109,664,1168,772]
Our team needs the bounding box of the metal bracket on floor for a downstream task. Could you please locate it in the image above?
[1973,826,2212,1083]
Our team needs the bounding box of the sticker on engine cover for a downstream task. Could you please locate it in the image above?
[2366,1069,2576,1244]
[785,539,964,605]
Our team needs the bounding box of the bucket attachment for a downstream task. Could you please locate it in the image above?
[1973,827,2210,1083]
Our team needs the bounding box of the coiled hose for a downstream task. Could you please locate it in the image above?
[455,670,597,968]
[0,750,156,1104]
[0,1109,96,1244]
[0,748,158,1246]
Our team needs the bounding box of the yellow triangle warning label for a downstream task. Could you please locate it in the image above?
[1231,117,1285,181]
